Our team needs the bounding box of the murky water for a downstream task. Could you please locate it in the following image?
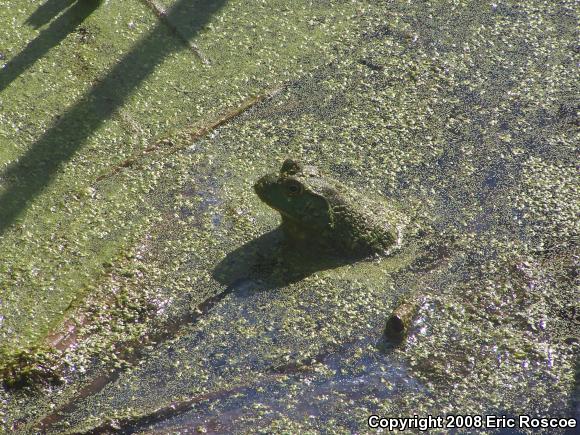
[2,1,578,433]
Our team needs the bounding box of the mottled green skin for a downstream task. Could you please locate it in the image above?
[254,159,404,256]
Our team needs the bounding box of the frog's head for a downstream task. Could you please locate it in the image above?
[254,159,334,231]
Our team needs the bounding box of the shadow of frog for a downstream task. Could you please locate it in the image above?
[212,228,367,292]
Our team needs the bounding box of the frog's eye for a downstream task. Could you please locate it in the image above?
[285,179,304,197]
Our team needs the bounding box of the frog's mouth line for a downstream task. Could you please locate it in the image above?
[257,198,297,221]
[253,184,302,224]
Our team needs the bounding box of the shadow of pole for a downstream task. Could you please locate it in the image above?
[25,0,77,29]
[0,0,228,235]
[0,0,99,93]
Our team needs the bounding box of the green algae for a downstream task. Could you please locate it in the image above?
[0,0,362,379]
[1,0,579,433]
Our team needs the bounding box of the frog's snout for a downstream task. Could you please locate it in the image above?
[254,173,278,200]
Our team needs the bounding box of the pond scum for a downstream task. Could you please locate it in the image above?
[1,0,578,433]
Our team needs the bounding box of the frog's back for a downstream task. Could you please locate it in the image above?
[326,183,405,256]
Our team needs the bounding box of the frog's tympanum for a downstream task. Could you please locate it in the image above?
[254,159,405,257]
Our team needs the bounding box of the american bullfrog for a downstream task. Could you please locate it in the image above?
[254,159,406,257]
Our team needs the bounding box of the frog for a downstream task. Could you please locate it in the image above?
[254,158,406,257]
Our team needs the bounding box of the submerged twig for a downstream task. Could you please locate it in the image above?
[95,87,283,182]
[384,289,426,343]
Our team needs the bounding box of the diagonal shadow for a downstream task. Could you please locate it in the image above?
[25,0,76,29]
[0,0,227,235]
[0,0,99,93]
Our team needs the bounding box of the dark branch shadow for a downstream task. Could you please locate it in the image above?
[213,228,363,291]
[0,0,228,235]
[0,0,99,93]
[25,0,76,29]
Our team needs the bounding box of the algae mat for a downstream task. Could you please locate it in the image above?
[1,0,579,433]
[0,0,359,372]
